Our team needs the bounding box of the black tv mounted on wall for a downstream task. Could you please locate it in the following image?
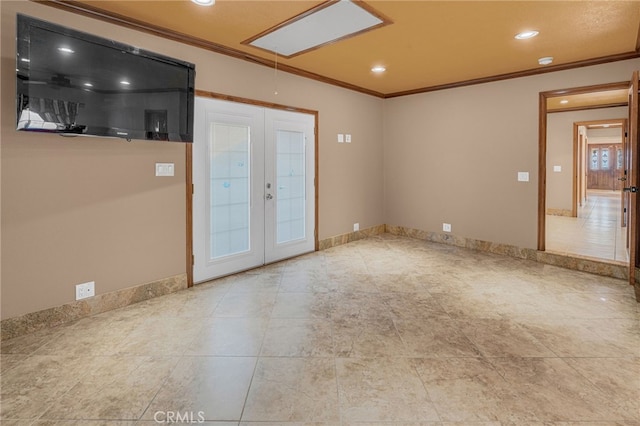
[16,14,195,142]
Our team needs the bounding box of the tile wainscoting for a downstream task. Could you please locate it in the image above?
[385,224,628,280]
[2,223,630,341]
[547,208,574,217]
[1,273,188,341]
[318,224,386,250]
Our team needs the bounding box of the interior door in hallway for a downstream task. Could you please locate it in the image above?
[587,144,622,190]
[625,71,640,300]
[192,97,315,282]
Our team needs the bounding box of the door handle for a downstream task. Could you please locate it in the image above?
[265,193,273,200]
[623,186,638,193]
[618,177,627,181]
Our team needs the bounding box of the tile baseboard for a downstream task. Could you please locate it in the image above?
[546,208,574,217]
[385,224,628,281]
[318,224,386,250]
[1,273,187,341]
[3,223,629,341]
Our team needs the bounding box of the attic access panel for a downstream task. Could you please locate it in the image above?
[244,0,391,58]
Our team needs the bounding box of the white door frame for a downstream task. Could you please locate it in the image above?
[187,91,319,285]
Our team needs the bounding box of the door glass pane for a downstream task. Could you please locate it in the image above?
[601,148,610,170]
[209,122,250,259]
[590,148,599,170]
[617,148,623,169]
[276,129,305,244]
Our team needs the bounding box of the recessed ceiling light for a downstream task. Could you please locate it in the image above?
[538,56,554,65]
[20,58,30,63]
[560,99,569,104]
[371,66,386,73]
[191,0,214,5]
[515,30,539,40]
[120,80,131,85]
[58,47,74,54]
[84,82,93,87]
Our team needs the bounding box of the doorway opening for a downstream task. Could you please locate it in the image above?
[545,118,627,262]
[538,81,629,264]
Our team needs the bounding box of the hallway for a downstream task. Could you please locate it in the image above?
[546,190,628,263]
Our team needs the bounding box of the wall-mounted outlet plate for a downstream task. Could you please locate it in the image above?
[353,223,360,232]
[443,223,452,232]
[155,163,175,177]
[75,281,95,300]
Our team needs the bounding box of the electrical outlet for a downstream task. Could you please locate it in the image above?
[354,223,360,232]
[155,163,175,177]
[443,223,452,232]
[75,281,95,300]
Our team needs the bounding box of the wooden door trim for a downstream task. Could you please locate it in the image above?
[186,143,194,287]
[628,72,639,286]
[538,92,547,250]
[186,90,320,285]
[572,124,578,217]
[622,119,630,228]
[538,81,630,252]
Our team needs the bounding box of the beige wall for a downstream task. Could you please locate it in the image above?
[383,59,640,249]
[587,127,624,144]
[547,107,627,211]
[0,0,384,319]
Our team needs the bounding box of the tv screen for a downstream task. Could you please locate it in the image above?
[16,14,195,142]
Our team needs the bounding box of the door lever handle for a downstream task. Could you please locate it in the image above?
[618,177,627,181]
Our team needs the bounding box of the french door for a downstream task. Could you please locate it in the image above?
[193,97,315,282]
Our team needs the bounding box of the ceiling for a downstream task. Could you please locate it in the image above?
[45,0,640,99]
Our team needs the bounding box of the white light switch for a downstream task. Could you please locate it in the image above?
[337,134,344,143]
[345,134,352,143]
[517,172,529,182]
[553,165,562,172]
[155,163,175,177]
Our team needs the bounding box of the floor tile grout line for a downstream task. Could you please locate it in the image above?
[2,234,638,424]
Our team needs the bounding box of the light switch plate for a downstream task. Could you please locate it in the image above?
[337,134,344,143]
[517,172,529,182]
[553,165,562,172]
[345,134,352,143]
[155,163,175,177]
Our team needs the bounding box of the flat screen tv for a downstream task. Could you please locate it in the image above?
[16,14,195,142]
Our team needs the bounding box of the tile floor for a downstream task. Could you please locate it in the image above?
[546,190,629,263]
[1,234,639,425]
